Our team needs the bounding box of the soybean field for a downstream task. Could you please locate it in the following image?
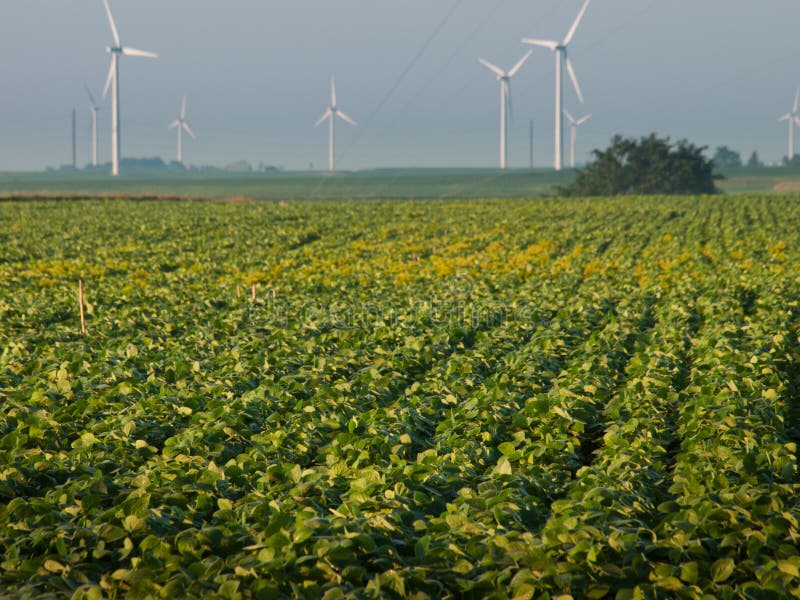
[1,196,800,599]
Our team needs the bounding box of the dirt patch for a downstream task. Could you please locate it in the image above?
[772,180,800,192]
[221,196,255,203]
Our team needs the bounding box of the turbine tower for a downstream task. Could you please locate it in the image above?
[778,87,800,161]
[523,0,592,171]
[478,50,533,170]
[84,85,101,168]
[315,77,357,173]
[169,96,196,164]
[100,0,158,177]
[564,110,591,169]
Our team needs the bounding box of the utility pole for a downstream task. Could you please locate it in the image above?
[72,109,77,169]
[529,119,534,170]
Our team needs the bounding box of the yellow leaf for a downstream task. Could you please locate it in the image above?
[552,406,572,420]
[43,560,65,573]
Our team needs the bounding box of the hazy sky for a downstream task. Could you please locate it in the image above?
[0,1,797,171]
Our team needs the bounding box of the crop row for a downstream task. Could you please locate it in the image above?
[2,197,800,598]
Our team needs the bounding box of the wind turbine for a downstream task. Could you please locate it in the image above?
[100,0,158,176]
[85,85,101,167]
[169,96,196,164]
[778,86,800,161]
[315,77,357,173]
[523,0,592,171]
[479,50,533,170]
[564,110,591,169]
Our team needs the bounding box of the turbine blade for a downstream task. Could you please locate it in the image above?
[563,0,592,46]
[521,38,559,51]
[508,49,533,78]
[795,117,800,128]
[576,114,592,125]
[84,84,97,107]
[565,57,584,104]
[794,87,800,114]
[181,96,187,119]
[102,59,115,99]
[169,120,180,129]
[183,122,196,139]
[121,47,158,59]
[478,58,505,78]
[563,109,576,124]
[336,110,357,127]
[315,109,332,128]
[102,0,121,47]
[331,77,337,107]
[779,114,791,122]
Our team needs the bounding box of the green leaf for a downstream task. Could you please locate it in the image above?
[656,577,683,592]
[680,561,699,584]
[493,457,513,476]
[43,559,65,573]
[586,584,610,599]
[123,515,145,533]
[711,558,735,583]
[217,580,241,600]
[777,558,800,578]
[498,442,517,456]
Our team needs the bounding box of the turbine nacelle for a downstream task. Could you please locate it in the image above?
[316,78,357,128]
[85,85,101,112]
[315,77,357,172]
[479,50,531,84]
[105,46,157,58]
[100,0,158,175]
[521,0,592,170]
[478,50,532,169]
[778,86,800,160]
[170,96,196,163]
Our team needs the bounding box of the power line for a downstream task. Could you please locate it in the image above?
[398,0,508,115]
[571,0,659,58]
[337,0,465,164]
[308,0,464,198]
[432,0,661,192]
[377,1,511,196]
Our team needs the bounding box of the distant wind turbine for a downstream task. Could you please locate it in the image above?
[169,96,196,164]
[523,0,592,171]
[315,77,357,173]
[778,86,800,161]
[84,85,101,167]
[479,50,533,170]
[564,110,591,169]
[100,0,158,177]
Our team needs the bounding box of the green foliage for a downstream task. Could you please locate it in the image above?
[747,151,764,168]
[1,197,800,598]
[560,133,718,196]
[714,145,743,169]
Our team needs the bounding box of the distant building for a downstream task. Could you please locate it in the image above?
[226,160,253,173]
